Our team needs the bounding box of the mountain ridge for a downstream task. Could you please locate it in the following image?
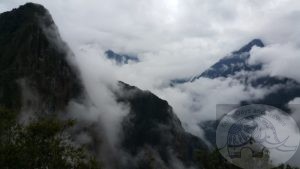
[0,3,83,112]
[192,38,264,81]
[116,81,207,168]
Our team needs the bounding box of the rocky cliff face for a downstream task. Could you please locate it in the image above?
[0,3,82,112]
[116,82,207,168]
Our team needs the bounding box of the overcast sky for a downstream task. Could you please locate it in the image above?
[1,0,300,87]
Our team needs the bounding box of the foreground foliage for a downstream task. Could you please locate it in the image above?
[0,107,101,169]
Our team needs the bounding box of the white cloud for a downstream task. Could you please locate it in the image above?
[3,0,299,85]
[152,77,270,138]
[249,44,300,82]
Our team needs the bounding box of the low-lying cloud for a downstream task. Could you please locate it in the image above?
[250,44,300,82]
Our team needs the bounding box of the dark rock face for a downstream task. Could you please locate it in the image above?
[116,82,207,168]
[244,77,300,111]
[105,50,139,65]
[0,3,82,112]
[192,39,264,81]
[232,39,264,54]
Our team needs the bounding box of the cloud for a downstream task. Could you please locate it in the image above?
[1,0,300,87]
[152,77,270,138]
[69,43,129,146]
[249,44,300,82]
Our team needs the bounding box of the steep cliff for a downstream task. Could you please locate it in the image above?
[0,3,82,112]
[116,82,207,168]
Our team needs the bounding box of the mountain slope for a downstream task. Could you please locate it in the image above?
[0,3,82,112]
[116,82,207,168]
[192,39,264,81]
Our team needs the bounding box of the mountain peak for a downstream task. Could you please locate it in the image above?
[0,3,53,33]
[188,39,264,81]
[2,3,49,18]
[0,3,82,111]
[17,3,46,12]
[233,39,264,54]
[105,50,139,65]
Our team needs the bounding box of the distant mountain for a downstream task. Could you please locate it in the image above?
[189,39,300,146]
[191,39,264,81]
[0,3,82,113]
[172,39,300,110]
[105,50,139,65]
[169,39,264,85]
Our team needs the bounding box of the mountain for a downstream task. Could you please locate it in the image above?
[0,3,100,168]
[105,50,139,65]
[183,39,300,110]
[190,39,300,147]
[0,3,207,169]
[116,82,207,168]
[0,3,82,113]
[191,39,264,81]
[170,39,265,85]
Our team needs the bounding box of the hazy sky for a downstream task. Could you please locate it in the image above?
[2,0,300,86]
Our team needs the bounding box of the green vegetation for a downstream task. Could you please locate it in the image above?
[196,149,237,169]
[0,107,101,169]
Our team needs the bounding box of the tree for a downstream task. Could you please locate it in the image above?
[0,107,101,169]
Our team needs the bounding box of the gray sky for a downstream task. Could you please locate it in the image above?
[2,0,300,86]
